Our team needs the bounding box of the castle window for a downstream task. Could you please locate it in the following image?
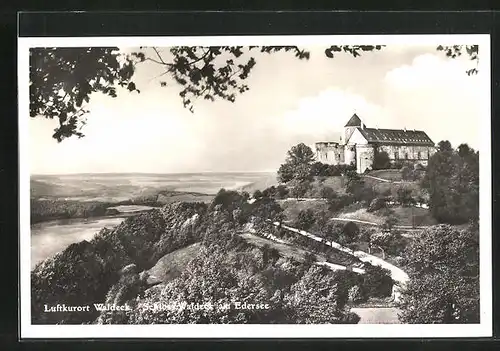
[394,152,399,160]
[405,152,408,159]
[417,151,421,159]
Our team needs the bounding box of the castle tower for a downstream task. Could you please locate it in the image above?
[343,113,365,144]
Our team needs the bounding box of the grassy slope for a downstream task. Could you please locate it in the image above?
[147,242,203,283]
[279,199,330,223]
[239,232,327,263]
[336,206,437,227]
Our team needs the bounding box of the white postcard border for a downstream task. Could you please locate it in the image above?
[18,34,492,339]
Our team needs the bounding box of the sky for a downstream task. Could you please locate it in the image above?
[29,44,483,174]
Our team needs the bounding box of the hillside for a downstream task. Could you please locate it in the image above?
[32,198,376,325]
[31,202,209,324]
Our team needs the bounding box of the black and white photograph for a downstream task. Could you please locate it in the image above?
[19,34,492,338]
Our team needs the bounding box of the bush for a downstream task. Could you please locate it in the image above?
[401,166,412,181]
[367,197,386,212]
[295,209,316,231]
[362,263,394,298]
[290,180,312,200]
[396,186,414,206]
[275,185,289,199]
[342,221,360,243]
[327,194,355,213]
[348,285,365,303]
[319,186,337,200]
[391,161,404,169]
[372,151,391,170]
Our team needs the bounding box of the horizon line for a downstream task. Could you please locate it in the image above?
[31,170,277,176]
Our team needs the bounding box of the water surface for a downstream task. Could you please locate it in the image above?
[31,217,126,269]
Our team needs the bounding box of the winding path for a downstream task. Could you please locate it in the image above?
[272,221,409,302]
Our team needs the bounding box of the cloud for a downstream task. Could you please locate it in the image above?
[385,53,478,90]
[383,53,481,148]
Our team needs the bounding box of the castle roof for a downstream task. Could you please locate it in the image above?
[357,127,434,146]
[344,113,363,127]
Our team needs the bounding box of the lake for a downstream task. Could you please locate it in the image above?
[31,216,127,269]
[30,172,278,269]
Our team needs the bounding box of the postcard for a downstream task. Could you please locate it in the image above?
[19,34,492,338]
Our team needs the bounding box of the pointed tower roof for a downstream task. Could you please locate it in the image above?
[344,113,362,127]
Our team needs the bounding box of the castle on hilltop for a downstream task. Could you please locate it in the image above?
[315,113,436,173]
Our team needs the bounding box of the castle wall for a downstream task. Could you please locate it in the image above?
[376,144,435,166]
[355,145,375,173]
[315,142,344,165]
[344,145,356,166]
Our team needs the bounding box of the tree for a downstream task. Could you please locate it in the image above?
[398,224,479,323]
[421,141,479,224]
[372,151,391,170]
[370,230,405,259]
[30,45,386,141]
[30,44,477,142]
[277,163,295,183]
[319,186,337,200]
[283,265,356,324]
[361,263,394,298]
[251,197,285,224]
[277,144,316,184]
[275,185,289,199]
[436,45,479,75]
[290,179,312,200]
[381,216,399,233]
[396,186,414,207]
[367,197,386,213]
[253,189,263,199]
[400,166,412,181]
[295,209,316,231]
[342,221,360,244]
[313,210,331,239]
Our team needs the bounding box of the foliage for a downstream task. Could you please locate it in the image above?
[312,210,331,236]
[31,202,208,324]
[30,198,112,223]
[253,189,263,199]
[261,185,289,199]
[290,179,312,200]
[381,215,399,232]
[30,46,385,141]
[436,45,479,75]
[29,47,139,141]
[367,197,387,212]
[361,263,394,298]
[348,285,364,303]
[295,209,316,231]
[340,222,360,245]
[251,197,286,230]
[346,173,374,205]
[210,188,252,225]
[30,44,477,142]
[319,186,337,200]
[309,162,354,177]
[277,143,315,183]
[372,151,391,170]
[283,265,355,324]
[399,224,479,323]
[370,231,406,257]
[391,161,404,169]
[421,141,479,224]
[327,194,356,213]
[396,186,415,207]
